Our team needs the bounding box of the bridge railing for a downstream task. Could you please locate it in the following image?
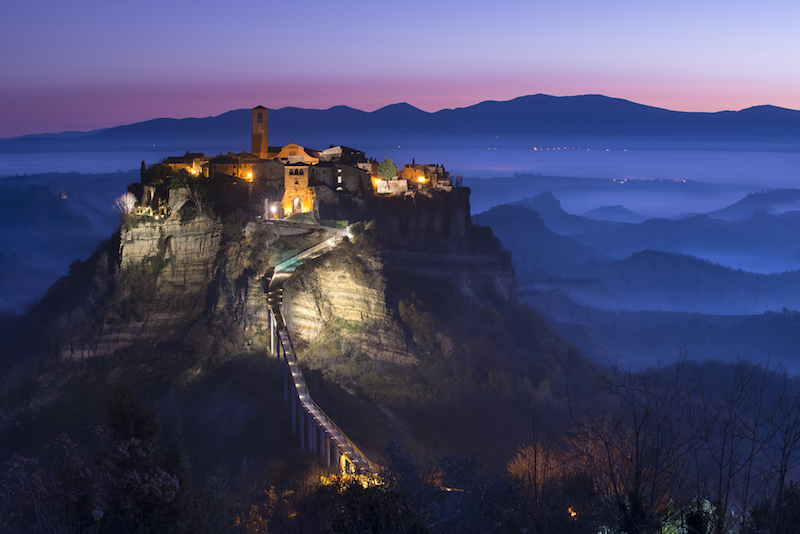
[266,227,378,474]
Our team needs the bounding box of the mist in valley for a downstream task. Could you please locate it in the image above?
[1,132,798,369]
[2,125,800,533]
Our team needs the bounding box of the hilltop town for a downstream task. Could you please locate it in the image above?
[130,105,456,223]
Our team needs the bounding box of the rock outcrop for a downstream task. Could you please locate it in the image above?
[63,215,331,360]
[282,246,415,364]
[370,189,517,305]
[58,186,516,366]
[120,214,221,289]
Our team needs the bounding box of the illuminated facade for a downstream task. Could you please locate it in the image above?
[283,163,315,215]
[398,162,451,190]
[160,105,452,220]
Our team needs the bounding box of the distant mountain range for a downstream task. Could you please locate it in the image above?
[522,289,800,369]
[3,94,800,153]
[477,189,800,367]
[705,189,800,221]
[477,189,800,315]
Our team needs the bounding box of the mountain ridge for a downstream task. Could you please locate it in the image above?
[3,94,800,152]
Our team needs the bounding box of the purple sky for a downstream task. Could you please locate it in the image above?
[2,0,799,138]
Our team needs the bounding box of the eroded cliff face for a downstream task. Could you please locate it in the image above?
[282,242,415,364]
[119,215,221,290]
[63,215,331,360]
[59,187,516,367]
[282,189,518,369]
[370,189,517,305]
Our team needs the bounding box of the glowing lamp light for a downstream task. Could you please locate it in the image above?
[417,177,425,183]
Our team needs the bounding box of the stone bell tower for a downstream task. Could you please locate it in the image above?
[252,105,268,159]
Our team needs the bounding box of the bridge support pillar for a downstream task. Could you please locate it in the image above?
[291,390,296,435]
[270,311,275,356]
[309,417,316,454]
[276,326,281,375]
[324,434,330,468]
[299,409,305,450]
[333,446,341,474]
[283,353,288,403]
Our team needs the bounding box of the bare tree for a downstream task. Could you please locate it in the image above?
[112,192,137,215]
[682,359,776,534]
[565,358,695,534]
[761,367,800,534]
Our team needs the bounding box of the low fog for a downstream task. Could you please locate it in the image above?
[0,136,798,371]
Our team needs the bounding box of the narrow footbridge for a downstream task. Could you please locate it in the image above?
[266,229,377,474]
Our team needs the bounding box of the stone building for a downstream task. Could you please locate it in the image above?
[208,152,260,180]
[158,105,452,221]
[398,162,451,190]
[281,160,370,218]
[319,146,366,165]
[252,106,268,159]
[163,152,206,175]
[273,143,319,165]
[283,163,314,215]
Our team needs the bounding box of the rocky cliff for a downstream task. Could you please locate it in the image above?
[58,213,333,360]
[119,215,221,288]
[369,189,517,305]
[2,185,589,478]
[62,187,515,367]
[282,240,415,364]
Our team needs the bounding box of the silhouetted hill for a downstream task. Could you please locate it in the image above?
[465,174,758,217]
[706,188,800,221]
[473,204,610,277]
[779,210,800,222]
[522,288,800,371]
[4,94,800,153]
[581,205,647,223]
[513,191,625,235]
[573,212,800,273]
[527,250,800,315]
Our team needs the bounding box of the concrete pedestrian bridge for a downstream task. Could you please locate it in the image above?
[266,227,378,475]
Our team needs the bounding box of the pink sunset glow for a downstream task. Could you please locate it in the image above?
[1,0,799,138]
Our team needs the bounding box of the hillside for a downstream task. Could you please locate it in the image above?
[0,187,593,479]
[471,190,800,376]
[513,191,625,235]
[581,204,647,223]
[522,249,800,315]
[521,288,800,371]
[706,188,800,221]
[573,211,800,273]
[473,204,610,277]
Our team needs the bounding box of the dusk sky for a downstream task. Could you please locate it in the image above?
[2,0,799,138]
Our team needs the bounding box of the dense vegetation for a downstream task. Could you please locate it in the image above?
[5,356,800,533]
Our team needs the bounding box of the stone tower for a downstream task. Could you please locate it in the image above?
[252,105,268,159]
